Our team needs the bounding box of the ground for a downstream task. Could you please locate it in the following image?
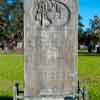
[0,54,24,98]
[0,53,100,100]
[78,54,100,99]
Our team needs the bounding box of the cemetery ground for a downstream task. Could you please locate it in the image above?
[0,53,100,100]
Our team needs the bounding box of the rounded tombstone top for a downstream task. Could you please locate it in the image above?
[31,0,71,29]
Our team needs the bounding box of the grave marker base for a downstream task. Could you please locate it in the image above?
[13,82,88,100]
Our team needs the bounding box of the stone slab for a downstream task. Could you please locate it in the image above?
[24,0,78,96]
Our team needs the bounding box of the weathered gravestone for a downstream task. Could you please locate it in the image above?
[24,0,78,98]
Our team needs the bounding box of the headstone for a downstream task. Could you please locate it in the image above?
[24,0,78,98]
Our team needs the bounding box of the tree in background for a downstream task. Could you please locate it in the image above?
[78,15,86,48]
[0,0,24,43]
[84,15,100,53]
[89,16,100,43]
[78,15,84,34]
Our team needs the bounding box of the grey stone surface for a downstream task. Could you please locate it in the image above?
[24,0,78,97]
[24,96,64,100]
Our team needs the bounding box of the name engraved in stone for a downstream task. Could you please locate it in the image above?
[29,32,65,48]
[30,71,64,80]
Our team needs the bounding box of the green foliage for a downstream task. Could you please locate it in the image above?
[0,1,24,42]
[78,15,84,34]
[78,15,86,44]
[78,15,100,44]
[88,15,100,43]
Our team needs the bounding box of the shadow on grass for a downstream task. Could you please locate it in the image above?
[0,97,13,100]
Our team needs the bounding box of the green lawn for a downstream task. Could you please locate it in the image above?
[0,54,100,100]
[0,55,24,96]
[78,55,100,100]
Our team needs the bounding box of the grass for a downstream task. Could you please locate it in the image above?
[0,53,100,100]
[0,54,24,96]
[78,55,100,100]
